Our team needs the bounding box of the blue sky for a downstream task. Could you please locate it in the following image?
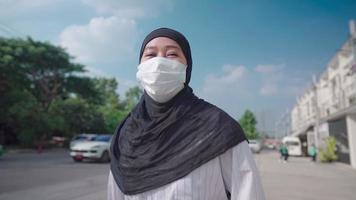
[1,0,356,135]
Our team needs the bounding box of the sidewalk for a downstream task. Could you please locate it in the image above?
[255,151,356,200]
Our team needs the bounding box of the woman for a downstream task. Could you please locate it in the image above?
[309,144,317,162]
[108,28,265,200]
[279,144,289,163]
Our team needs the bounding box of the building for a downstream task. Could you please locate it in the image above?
[290,20,356,169]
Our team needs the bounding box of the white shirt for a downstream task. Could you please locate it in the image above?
[107,141,265,200]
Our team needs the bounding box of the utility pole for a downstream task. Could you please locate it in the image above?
[284,109,289,136]
[351,20,356,65]
[312,75,320,149]
[274,121,278,139]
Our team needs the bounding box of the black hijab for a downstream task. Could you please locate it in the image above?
[110,28,246,195]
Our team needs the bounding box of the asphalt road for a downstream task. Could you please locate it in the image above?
[0,149,109,200]
[1,148,356,200]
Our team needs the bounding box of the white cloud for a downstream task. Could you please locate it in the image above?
[255,64,283,73]
[58,0,175,74]
[201,65,305,102]
[260,84,278,96]
[221,64,247,82]
[60,16,138,65]
[203,65,247,93]
[81,0,174,18]
[0,0,64,17]
[84,66,113,78]
[197,63,308,130]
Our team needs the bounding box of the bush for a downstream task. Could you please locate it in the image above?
[319,136,338,162]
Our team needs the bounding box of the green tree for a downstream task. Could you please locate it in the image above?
[49,98,107,137]
[319,136,338,162]
[0,37,100,146]
[123,86,143,111]
[94,78,121,107]
[0,36,144,146]
[0,37,88,109]
[239,110,260,139]
[94,78,127,133]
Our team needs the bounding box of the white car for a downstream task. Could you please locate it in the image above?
[70,134,97,149]
[248,139,262,153]
[70,134,112,162]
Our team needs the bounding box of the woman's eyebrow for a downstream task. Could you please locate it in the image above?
[165,45,180,50]
[144,45,180,51]
[144,46,157,51]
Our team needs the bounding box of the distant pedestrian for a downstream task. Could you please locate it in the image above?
[279,144,289,163]
[0,145,4,158]
[309,144,317,162]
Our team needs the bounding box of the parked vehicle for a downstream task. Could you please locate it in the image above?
[282,136,302,156]
[70,134,112,162]
[264,139,280,150]
[248,139,262,153]
[69,134,97,149]
[50,136,67,147]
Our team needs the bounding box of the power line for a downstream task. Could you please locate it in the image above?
[0,22,25,37]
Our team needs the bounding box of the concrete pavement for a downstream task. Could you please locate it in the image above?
[255,150,356,200]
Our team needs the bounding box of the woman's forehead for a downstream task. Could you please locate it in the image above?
[144,37,181,50]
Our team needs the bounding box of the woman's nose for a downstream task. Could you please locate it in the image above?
[157,51,166,58]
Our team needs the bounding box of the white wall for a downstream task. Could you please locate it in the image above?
[346,114,356,169]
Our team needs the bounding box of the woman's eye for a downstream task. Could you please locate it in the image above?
[167,53,178,57]
[145,53,156,58]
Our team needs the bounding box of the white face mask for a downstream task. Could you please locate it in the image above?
[136,57,187,103]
